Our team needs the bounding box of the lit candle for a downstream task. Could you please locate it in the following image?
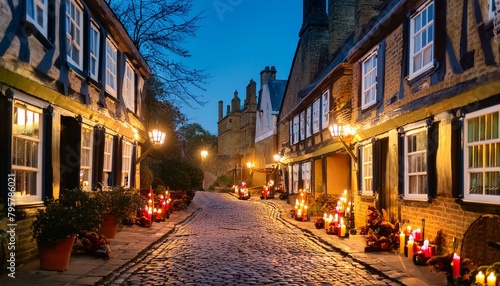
[452,253,460,279]
[487,272,496,286]
[414,228,421,241]
[303,205,308,221]
[476,271,485,286]
[399,231,405,254]
[421,240,430,257]
[406,225,412,235]
[407,235,414,260]
[340,218,346,237]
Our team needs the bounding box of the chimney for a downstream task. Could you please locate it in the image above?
[260,66,277,90]
[300,0,328,37]
[226,104,230,115]
[328,0,355,57]
[354,0,384,42]
[218,100,223,121]
[245,79,257,107]
[231,90,240,113]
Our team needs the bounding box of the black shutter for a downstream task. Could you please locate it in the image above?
[427,121,439,200]
[42,106,53,198]
[60,116,82,192]
[399,14,410,99]
[58,0,69,95]
[112,136,123,187]
[92,126,105,189]
[130,143,137,188]
[451,113,465,200]
[431,0,447,84]
[0,90,13,204]
[372,139,382,195]
[376,40,386,109]
[357,145,363,194]
[397,129,405,198]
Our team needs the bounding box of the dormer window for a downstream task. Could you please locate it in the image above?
[65,0,84,69]
[105,38,118,97]
[26,0,48,37]
[409,0,434,79]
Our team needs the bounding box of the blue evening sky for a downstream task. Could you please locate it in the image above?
[182,0,302,134]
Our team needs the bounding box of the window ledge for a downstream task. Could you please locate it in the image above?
[399,197,431,206]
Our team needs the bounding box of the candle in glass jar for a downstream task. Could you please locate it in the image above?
[475,271,485,285]
[452,253,460,279]
[487,272,496,286]
[399,231,405,254]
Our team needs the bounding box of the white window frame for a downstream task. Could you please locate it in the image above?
[321,90,330,130]
[301,162,311,193]
[312,98,320,134]
[403,127,428,200]
[89,21,100,80]
[12,103,43,204]
[122,141,133,187]
[490,0,498,19]
[361,49,378,109]
[306,106,312,138]
[299,111,305,141]
[26,0,48,37]
[292,164,299,194]
[293,115,299,144]
[361,143,373,196]
[65,0,84,69]
[80,126,93,190]
[289,119,293,145]
[105,38,118,97]
[103,134,113,186]
[123,61,135,111]
[464,104,500,204]
[409,0,434,80]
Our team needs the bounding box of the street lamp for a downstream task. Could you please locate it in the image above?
[136,128,166,164]
[201,149,208,164]
[200,149,208,190]
[328,123,357,162]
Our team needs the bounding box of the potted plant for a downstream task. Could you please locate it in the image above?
[32,188,102,271]
[94,186,145,238]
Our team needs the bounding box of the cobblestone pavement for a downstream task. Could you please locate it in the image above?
[98,192,402,286]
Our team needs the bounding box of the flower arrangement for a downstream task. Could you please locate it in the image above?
[94,186,146,224]
[359,205,400,252]
[32,188,102,247]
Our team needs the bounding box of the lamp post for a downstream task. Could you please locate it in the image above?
[136,128,166,165]
[200,149,208,190]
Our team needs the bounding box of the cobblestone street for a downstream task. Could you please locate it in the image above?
[99,192,400,286]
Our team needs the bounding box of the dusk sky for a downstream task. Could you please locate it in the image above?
[182,1,303,134]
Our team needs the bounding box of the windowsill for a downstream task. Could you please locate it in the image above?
[457,198,500,206]
[400,196,430,204]
[406,65,435,87]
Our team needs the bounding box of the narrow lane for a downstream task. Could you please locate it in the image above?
[100,192,399,286]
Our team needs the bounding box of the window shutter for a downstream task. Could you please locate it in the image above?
[92,125,105,189]
[60,115,82,192]
[129,143,137,188]
[399,14,410,99]
[451,113,465,200]
[372,139,383,195]
[397,129,405,197]
[43,106,54,198]
[0,90,13,203]
[426,121,439,200]
[431,0,447,84]
[112,135,123,187]
[357,145,363,193]
[376,40,386,109]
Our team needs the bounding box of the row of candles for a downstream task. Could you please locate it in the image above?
[322,191,352,237]
[475,270,497,286]
[143,189,171,223]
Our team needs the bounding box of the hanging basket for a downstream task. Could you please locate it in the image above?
[100,214,119,239]
[38,235,76,271]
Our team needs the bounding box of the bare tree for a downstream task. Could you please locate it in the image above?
[105,0,209,108]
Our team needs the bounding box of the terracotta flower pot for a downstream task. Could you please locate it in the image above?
[38,234,76,271]
[100,214,119,238]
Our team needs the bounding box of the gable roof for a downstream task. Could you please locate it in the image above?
[268,79,287,112]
